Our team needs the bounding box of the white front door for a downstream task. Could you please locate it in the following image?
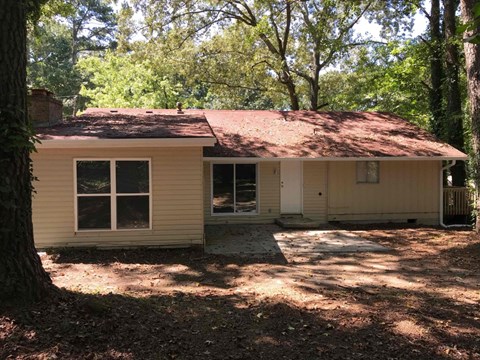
[280,160,302,214]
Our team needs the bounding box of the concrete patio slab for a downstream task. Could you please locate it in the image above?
[205,224,388,256]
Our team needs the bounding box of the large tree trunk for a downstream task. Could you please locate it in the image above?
[460,0,480,230]
[430,0,446,138]
[444,0,466,186]
[0,0,53,301]
[280,69,300,110]
[308,53,321,111]
[308,81,319,111]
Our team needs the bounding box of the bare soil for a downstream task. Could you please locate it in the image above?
[1,225,480,359]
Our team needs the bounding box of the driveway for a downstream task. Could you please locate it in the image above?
[204,224,388,257]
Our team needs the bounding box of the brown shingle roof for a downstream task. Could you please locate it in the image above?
[36,108,466,158]
[199,110,466,158]
[35,108,215,140]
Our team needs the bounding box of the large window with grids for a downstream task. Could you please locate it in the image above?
[211,163,258,214]
[75,159,151,231]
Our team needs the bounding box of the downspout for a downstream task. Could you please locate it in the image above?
[439,160,467,228]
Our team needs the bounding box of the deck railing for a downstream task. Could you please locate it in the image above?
[443,187,474,216]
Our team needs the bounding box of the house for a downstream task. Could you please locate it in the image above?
[30,94,467,248]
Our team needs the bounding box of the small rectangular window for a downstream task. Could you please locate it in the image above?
[356,161,379,183]
[212,163,257,214]
[75,159,151,231]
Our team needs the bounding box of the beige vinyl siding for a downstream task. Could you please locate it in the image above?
[327,160,440,224]
[204,161,280,224]
[32,147,204,248]
[303,161,327,223]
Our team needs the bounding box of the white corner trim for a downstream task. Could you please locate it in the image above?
[38,137,217,149]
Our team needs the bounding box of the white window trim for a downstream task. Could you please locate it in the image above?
[356,161,380,184]
[210,161,259,216]
[74,158,152,232]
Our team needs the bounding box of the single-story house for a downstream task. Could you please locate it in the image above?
[31,96,467,248]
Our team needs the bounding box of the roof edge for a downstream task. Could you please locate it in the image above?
[203,156,468,161]
[37,137,217,149]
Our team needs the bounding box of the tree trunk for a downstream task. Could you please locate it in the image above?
[309,81,319,111]
[430,0,445,138]
[460,0,480,230]
[444,0,466,186]
[0,0,53,301]
[309,53,321,111]
[71,18,79,66]
[280,69,300,110]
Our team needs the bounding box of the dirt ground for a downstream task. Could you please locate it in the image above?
[1,225,480,359]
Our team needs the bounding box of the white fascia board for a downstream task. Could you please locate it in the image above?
[37,137,217,149]
[203,156,468,162]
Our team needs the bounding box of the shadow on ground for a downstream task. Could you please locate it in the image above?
[6,226,477,359]
[1,287,479,360]
[46,248,287,291]
[48,247,287,266]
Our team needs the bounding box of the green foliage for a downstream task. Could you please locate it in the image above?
[0,107,40,208]
[116,1,136,53]
[27,0,118,114]
[319,41,431,128]
[78,52,183,108]
[26,0,51,22]
[457,2,480,44]
[38,0,75,18]
[131,0,411,110]
[30,0,434,113]
[66,0,117,62]
[28,21,81,99]
[185,25,287,109]
[0,108,38,154]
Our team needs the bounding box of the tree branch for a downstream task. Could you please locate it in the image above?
[419,5,431,21]
[200,79,268,92]
[291,68,312,82]
[318,2,373,70]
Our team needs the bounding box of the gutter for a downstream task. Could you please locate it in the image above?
[36,137,217,149]
[439,160,469,228]
[203,156,468,162]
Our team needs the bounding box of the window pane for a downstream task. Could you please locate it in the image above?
[235,164,257,213]
[356,162,367,183]
[367,162,379,183]
[116,161,149,193]
[212,164,234,213]
[77,161,110,194]
[78,196,111,230]
[117,196,150,229]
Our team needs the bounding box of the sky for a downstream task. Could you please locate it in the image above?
[355,11,429,41]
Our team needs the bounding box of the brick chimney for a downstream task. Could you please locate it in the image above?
[28,89,63,126]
